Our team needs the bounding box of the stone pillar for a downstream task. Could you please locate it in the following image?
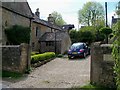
[90,42,103,84]
[20,43,30,73]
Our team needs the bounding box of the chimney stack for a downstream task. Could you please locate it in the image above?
[48,14,54,24]
[35,8,40,18]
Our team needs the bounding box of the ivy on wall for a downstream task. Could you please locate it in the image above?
[5,25,30,45]
[112,21,120,89]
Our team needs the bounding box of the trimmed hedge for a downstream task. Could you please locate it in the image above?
[31,52,39,56]
[31,52,55,64]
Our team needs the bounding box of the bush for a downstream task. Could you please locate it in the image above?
[31,52,39,56]
[31,52,55,64]
[100,27,112,43]
[78,30,95,45]
[5,25,30,45]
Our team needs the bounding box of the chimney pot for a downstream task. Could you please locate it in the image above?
[48,14,54,24]
[35,8,40,18]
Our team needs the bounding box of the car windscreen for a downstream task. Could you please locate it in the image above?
[70,44,83,50]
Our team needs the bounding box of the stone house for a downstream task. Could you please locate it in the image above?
[111,16,120,25]
[1,1,33,73]
[32,9,73,54]
[1,1,73,54]
[32,9,62,52]
[1,2,33,45]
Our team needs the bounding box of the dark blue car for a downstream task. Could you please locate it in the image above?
[68,42,90,59]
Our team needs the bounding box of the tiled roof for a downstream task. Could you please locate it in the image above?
[2,2,33,18]
[39,32,68,41]
[33,14,62,31]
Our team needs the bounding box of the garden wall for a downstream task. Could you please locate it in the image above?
[1,43,30,73]
[90,42,116,88]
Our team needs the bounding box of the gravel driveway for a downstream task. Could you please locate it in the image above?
[2,56,91,88]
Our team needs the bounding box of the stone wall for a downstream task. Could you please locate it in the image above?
[61,32,71,54]
[90,42,116,88]
[2,43,30,73]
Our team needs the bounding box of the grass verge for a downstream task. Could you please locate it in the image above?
[70,84,116,90]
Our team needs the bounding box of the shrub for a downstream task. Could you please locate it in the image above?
[78,30,95,45]
[31,52,39,56]
[100,27,112,43]
[5,25,30,45]
[31,52,55,64]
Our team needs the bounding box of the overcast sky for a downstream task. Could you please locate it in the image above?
[28,0,119,29]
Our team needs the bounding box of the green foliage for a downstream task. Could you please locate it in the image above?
[78,1,104,26]
[51,11,66,26]
[69,29,79,43]
[78,30,95,44]
[95,32,105,41]
[112,21,120,90]
[100,27,112,43]
[5,25,30,45]
[2,70,23,78]
[69,27,95,44]
[31,52,39,56]
[112,2,120,89]
[71,84,111,90]
[100,27,112,36]
[31,52,55,64]
[116,2,120,15]
[79,26,96,34]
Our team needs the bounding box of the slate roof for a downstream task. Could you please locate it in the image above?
[2,2,33,18]
[33,14,62,31]
[39,32,68,42]
[62,24,74,30]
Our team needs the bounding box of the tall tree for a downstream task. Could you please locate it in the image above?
[51,11,66,26]
[78,1,105,26]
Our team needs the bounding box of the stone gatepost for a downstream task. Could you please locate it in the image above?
[90,42,103,84]
[90,42,116,88]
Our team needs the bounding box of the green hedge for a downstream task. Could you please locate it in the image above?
[31,52,39,56]
[31,52,55,64]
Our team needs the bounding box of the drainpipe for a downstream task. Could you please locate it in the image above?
[27,17,33,72]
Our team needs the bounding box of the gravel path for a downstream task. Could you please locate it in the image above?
[2,56,91,88]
